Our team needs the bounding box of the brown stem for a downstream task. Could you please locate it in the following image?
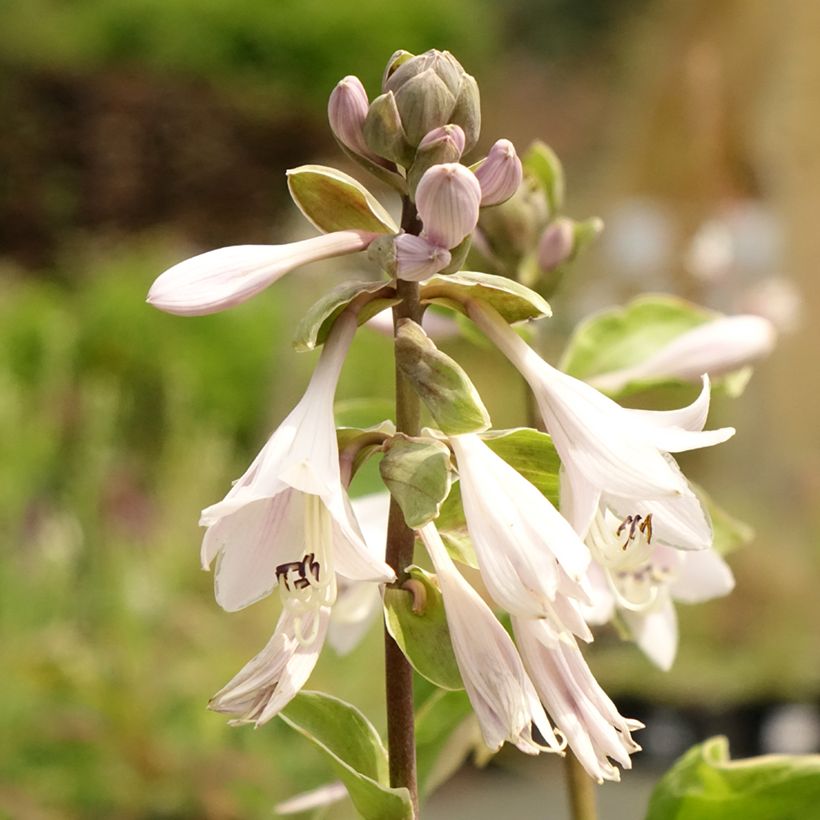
[564,750,599,820]
[384,196,423,816]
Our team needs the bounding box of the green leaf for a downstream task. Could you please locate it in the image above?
[379,435,452,529]
[280,691,413,820]
[287,164,398,234]
[522,140,564,214]
[434,480,479,568]
[646,736,820,820]
[384,566,464,691]
[481,427,561,506]
[421,270,551,324]
[561,295,716,382]
[293,280,399,352]
[415,688,477,797]
[395,319,490,435]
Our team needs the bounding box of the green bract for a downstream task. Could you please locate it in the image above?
[523,140,565,215]
[421,270,552,324]
[379,434,452,529]
[287,164,398,234]
[646,736,820,820]
[395,319,490,435]
[384,565,463,691]
[293,280,399,352]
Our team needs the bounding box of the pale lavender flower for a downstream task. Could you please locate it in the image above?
[588,314,777,393]
[513,617,642,782]
[328,75,380,162]
[147,230,377,316]
[415,162,482,249]
[418,124,466,157]
[537,218,575,272]
[419,522,564,755]
[474,139,523,207]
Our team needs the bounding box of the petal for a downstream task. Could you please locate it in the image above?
[209,490,304,611]
[394,233,451,281]
[560,464,601,539]
[147,231,375,316]
[209,607,329,725]
[670,549,735,603]
[581,564,616,626]
[420,523,562,754]
[623,593,678,671]
[327,581,382,655]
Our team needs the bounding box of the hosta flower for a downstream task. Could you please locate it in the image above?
[147,230,377,316]
[468,300,735,539]
[450,433,591,621]
[204,313,394,724]
[584,514,734,670]
[513,617,642,782]
[415,162,482,250]
[328,75,382,164]
[394,233,451,281]
[588,314,777,393]
[419,523,564,755]
[474,139,523,207]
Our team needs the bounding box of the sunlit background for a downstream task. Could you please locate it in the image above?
[2,0,819,817]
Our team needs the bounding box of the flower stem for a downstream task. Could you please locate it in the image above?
[564,750,599,820]
[383,196,423,816]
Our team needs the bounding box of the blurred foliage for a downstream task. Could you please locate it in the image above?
[0,0,496,105]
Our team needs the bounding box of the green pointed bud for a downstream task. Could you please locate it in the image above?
[407,124,466,196]
[395,318,490,434]
[572,216,604,257]
[379,434,453,528]
[477,182,545,270]
[449,73,481,153]
[363,91,414,167]
[384,565,463,690]
[287,164,398,235]
[523,140,564,216]
[384,49,463,97]
[394,69,457,146]
[382,49,415,90]
[366,234,398,277]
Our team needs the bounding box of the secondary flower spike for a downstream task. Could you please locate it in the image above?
[415,162,482,250]
[147,230,376,316]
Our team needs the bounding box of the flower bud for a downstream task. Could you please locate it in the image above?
[537,218,575,273]
[382,49,414,90]
[394,234,451,281]
[408,124,466,196]
[384,49,463,96]
[474,139,523,206]
[327,75,374,160]
[363,91,414,166]
[449,73,481,152]
[394,68,457,146]
[416,163,482,250]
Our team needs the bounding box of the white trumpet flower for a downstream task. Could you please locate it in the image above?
[513,617,642,782]
[467,300,735,539]
[147,230,377,316]
[450,433,591,619]
[419,523,564,755]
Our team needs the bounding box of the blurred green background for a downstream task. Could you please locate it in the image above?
[1,0,819,817]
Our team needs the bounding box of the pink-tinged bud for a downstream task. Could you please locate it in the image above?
[394,233,451,281]
[474,139,523,207]
[418,124,466,157]
[328,76,375,160]
[415,162,482,250]
[537,218,575,272]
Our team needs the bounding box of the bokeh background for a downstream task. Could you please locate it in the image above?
[2,0,819,817]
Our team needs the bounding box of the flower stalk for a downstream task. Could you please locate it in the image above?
[384,196,424,815]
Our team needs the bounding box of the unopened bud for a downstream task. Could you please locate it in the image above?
[384,49,463,97]
[328,76,374,160]
[408,124,466,195]
[416,163,482,250]
[382,49,414,90]
[363,92,414,167]
[449,73,481,152]
[537,218,575,272]
[474,139,522,207]
[394,68,457,146]
[394,234,451,281]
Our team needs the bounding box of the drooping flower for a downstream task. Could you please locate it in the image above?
[449,433,591,621]
[588,314,777,394]
[419,522,564,755]
[147,230,378,316]
[512,616,642,782]
[467,299,735,539]
[203,313,395,724]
